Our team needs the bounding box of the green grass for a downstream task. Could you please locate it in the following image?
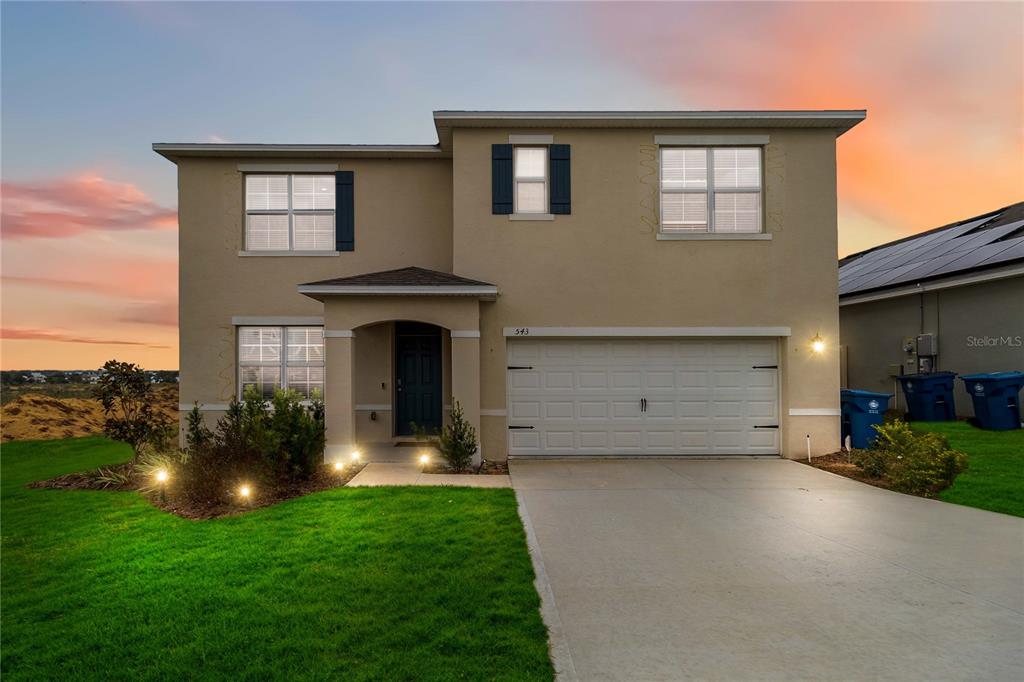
[912,422,1024,517]
[1,437,553,681]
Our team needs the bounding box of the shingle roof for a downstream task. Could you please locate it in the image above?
[838,202,1024,298]
[302,266,494,288]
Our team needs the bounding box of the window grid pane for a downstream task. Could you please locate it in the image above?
[714,192,762,233]
[241,366,281,399]
[713,148,761,189]
[286,327,325,364]
[661,149,707,190]
[515,181,546,214]
[293,214,335,251]
[292,175,335,210]
[514,148,547,179]
[660,193,708,231]
[239,327,281,363]
[286,366,325,399]
[239,326,325,400]
[245,214,290,250]
[246,175,289,211]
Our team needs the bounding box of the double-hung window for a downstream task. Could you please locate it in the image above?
[660,148,762,234]
[513,147,548,214]
[238,326,324,399]
[245,175,335,251]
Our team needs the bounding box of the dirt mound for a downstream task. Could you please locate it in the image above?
[1,386,179,442]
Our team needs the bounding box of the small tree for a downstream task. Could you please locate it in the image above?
[94,360,172,463]
[438,400,477,472]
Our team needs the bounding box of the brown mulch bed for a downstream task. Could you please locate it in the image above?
[798,451,898,492]
[28,462,366,520]
[422,459,509,475]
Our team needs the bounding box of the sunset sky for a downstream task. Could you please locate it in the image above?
[1,1,1021,370]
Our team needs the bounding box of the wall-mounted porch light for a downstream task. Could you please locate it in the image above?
[810,334,826,354]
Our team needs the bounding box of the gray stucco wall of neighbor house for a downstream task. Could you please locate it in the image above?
[840,276,1024,416]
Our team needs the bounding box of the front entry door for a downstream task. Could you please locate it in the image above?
[395,322,442,436]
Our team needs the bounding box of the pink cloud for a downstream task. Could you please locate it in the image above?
[1,173,177,240]
[1,327,170,349]
[119,301,178,327]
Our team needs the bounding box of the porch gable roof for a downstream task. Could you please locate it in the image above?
[298,267,498,299]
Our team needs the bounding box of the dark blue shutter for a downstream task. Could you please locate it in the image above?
[335,171,354,252]
[549,144,571,214]
[492,144,513,214]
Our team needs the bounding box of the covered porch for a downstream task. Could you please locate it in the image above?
[297,267,497,466]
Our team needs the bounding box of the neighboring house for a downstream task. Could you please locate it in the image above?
[155,109,865,462]
[839,202,1024,415]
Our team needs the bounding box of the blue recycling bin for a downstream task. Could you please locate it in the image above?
[898,372,957,422]
[841,389,892,449]
[960,372,1024,431]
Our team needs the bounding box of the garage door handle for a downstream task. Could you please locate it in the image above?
[507,365,533,370]
[508,425,534,430]
[753,425,779,429]
[752,365,778,369]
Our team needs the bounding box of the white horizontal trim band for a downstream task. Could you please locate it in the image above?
[299,285,498,297]
[509,134,554,144]
[239,250,340,257]
[237,163,338,172]
[355,404,392,411]
[451,330,481,338]
[232,316,324,326]
[509,213,555,221]
[655,134,770,145]
[481,409,507,417]
[179,403,231,411]
[324,330,354,338]
[657,233,772,241]
[839,264,1024,306]
[789,408,841,416]
[503,326,792,337]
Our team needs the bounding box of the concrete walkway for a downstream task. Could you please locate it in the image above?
[347,462,510,488]
[511,459,1024,681]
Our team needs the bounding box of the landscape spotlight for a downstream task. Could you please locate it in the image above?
[239,485,251,499]
[155,469,169,483]
[419,453,430,466]
[333,460,344,472]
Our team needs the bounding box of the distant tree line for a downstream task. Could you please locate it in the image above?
[1,370,179,385]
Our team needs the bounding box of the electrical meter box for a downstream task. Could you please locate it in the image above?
[916,333,937,357]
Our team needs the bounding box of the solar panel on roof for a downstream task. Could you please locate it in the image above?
[839,204,1024,297]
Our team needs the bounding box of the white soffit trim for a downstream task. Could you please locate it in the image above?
[232,316,324,326]
[451,330,481,338]
[299,285,498,297]
[481,409,507,417]
[503,326,792,337]
[839,265,1024,306]
[789,408,841,416]
[654,134,770,145]
[509,134,554,144]
[355,404,392,411]
[324,330,355,338]
[237,163,337,172]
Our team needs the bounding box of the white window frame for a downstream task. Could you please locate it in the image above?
[658,147,763,234]
[513,146,549,215]
[244,174,335,252]
[237,326,325,400]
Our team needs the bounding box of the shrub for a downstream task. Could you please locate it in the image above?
[178,389,326,505]
[94,359,173,463]
[852,420,967,495]
[438,400,477,472]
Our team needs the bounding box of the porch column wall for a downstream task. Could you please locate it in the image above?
[324,334,356,461]
[450,335,482,466]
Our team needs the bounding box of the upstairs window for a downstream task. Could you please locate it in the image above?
[238,326,324,399]
[513,147,548,214]
[660,148,762,234]
[245,175,335,251]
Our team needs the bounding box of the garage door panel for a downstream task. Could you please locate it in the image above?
[507,338,779,456]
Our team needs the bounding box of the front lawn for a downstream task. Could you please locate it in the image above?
[1,437,553,680]
[912,422,1024,517]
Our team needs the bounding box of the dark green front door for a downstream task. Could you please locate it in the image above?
[395,322,442,436]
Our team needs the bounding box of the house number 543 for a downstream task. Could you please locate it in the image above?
[513,328,530,336]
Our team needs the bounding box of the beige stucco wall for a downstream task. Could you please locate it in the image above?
[452,127,842,458]
[177,156,452,416]
[177,124,846,459]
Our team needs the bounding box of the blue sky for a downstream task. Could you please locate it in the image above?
[2,1,1021,368]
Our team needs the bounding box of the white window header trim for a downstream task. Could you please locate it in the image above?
[232,316,324,326]
[655,134,770,145]
[238,163,338,172]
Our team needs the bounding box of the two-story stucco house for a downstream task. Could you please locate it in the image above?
[155,109,865,463]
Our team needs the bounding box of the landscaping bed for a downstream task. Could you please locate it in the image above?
[29,459,367,519]
[2,437,554,680]
[423,458,509,475]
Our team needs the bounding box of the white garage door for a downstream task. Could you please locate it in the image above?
[507,338,779,456]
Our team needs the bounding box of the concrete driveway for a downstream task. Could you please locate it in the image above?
[511,459,1024,681]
